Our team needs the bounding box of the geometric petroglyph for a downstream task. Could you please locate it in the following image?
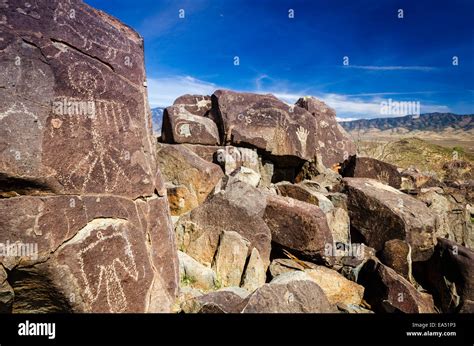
[66,219,139,313]
[0,102,42,129]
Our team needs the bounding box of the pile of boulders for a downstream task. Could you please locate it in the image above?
[158,91,474,314]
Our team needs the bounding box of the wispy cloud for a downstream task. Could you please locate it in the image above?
[344,65,437,71]
[147,75,218,107]
[147,74,450,118]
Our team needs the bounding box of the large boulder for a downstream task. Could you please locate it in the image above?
[414,238,474,312]
[342,178,437,261]
[340,156,402,189]
[241,280,335,313]
[358,259,436,313]
[0,0,178,312]
[175,181,272,270]
[263,194,333,263]
[212,90,318,165]
[156,144,224,206]
[161,104,220,145]
[295,96,356,167]
[271,268,364,307]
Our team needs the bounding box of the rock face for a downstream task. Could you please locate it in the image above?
[263,194,333,263]
[0,0,178,312]
[415,238,474,312]
[156,143,224,206]
[341,157,402,189]
[161,104,220,145]
[271,268,364,307]
[175,181,272,269]
[358,259,436,313]
[212,90,319,165]
[241,280,335,313]
[295,96,356,167]
[212,231,250,287]
[380,239,413,282]
[342,178,437,261]
[0,266,14,313]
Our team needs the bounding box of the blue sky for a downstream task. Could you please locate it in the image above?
[85,0,473,119]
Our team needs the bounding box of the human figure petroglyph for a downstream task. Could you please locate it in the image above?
[52,61,134,192]
[77,227,139,313]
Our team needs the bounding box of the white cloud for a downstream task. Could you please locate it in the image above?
[147,76,218,107]
[146,74,450,117]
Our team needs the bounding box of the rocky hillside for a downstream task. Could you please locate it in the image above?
[157,91,474,314]
[1,0,473,316]
[340,113,474,132]
[357,138,474,180]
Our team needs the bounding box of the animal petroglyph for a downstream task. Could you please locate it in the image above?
[68,220,139,313]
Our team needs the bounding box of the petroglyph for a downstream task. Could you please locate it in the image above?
[0,102,42,128]
[62,219,139,313]
[296,126,309,157]
[53,0,132,60]
[52,61,135,192]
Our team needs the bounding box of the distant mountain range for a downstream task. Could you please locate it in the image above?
[339,113,474,132]
[151,107,164,135]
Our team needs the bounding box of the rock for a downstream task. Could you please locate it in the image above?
[263,194,333,263]
[414,238,474,312]
[173,94,213,117]
[0,266,14,313]
[241,280,335,313]
[230,166,261,187]
[380,239,414,283]
[212,90,318,164]
[270,267,364,306]
[417,189,472,249]
[342,178,437,261]
[182,290,246,313]
[175,181,272,269]
[269,258,318,278]
[215,146,260,174]
[0,0,178,312]
[340,157,402,189]
[161,104,220,145]
[400,167,441,191]
[157,144,224,205]
[325,207,351,245]
[178,251,217,291]
[358,259,436,313]
[296,155,343,190]
[276,182,334,212]
[241,248,267,292]
[295,96,356,167]
[166,184,199,216]
[270,270,314,284]
[275,182,349,244]
[212,231,250,287]
[305,267,364,306]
